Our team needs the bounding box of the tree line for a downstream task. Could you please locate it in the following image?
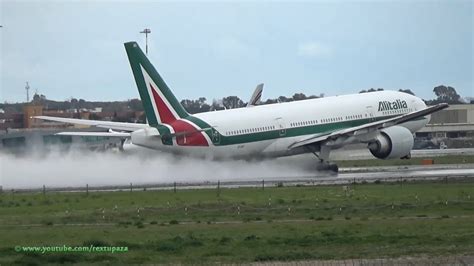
[0,85,470,116]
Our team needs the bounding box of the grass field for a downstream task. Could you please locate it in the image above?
[1,180,473,264]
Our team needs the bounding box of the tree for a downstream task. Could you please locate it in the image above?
[129,98,144,111]
[222,96,244,109]
[292,93,307,101]
[31,93,47,104]
[398,89,415,95]
[180,98,212,113]
[33,93,41,102]
[197,97,207,106]
[432,85,462,104]
[262,98,278,105]
[211,99,225,111]
[278,96,292,103]
[77,99,87,109]
[360,88,384,93]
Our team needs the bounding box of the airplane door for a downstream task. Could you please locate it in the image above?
[411,99,417,111]
[276,118,286,137]
[211,127,220,144]
[366,106,375,122]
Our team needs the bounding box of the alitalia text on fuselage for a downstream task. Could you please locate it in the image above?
[378,99,408,112]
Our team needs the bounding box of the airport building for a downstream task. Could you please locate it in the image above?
[0,104,129,153]
[415,104,474,148]
[0,127,122,153]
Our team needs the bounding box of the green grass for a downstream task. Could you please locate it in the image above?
[336,154,474,167]
[1,181,473,264]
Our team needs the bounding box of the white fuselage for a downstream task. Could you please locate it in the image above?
[131,91,429,159]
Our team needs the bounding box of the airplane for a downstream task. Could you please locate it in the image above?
[247,83,264,107]
[36,41,448,172]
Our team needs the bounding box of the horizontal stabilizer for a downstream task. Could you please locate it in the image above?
[56,132,131,137]
[34,116,148,132]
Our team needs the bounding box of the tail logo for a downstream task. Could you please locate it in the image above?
[141,65,210,146]
[141,65,180,124]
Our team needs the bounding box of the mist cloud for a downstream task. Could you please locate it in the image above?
[1,149,316,190]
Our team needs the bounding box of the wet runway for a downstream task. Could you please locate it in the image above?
[6,164,474,193]
[2,148,473,192]
[330,147,474,160]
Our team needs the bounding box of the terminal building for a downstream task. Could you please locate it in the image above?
[0,104,126,153]
[415,104,474,148]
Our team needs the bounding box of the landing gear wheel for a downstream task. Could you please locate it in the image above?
[329,163,339,173]
[316,162,339,173]
[401,152,411,159]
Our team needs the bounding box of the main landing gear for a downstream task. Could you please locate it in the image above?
[316,161,339,173]
[401,152,411,159]
[309,145,339,174]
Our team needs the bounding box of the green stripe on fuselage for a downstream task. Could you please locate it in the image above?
[215,118,371,146]
[199,115,425,147]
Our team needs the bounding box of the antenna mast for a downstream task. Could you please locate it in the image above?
[25,82,30,102]
[140,28,151,55]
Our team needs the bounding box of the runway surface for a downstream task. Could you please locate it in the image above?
[2,148,473,191]
[330,147,474,160]
[5,164,473,193]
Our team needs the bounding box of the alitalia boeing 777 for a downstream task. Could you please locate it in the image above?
[36,41,448,172]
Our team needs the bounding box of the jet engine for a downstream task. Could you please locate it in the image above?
[368,126,414,159]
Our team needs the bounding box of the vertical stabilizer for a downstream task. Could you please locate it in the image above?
[124,42,189,126]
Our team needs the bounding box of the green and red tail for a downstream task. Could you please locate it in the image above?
[124,41,210,146]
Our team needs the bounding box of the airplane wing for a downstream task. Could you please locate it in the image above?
[246,83,264,107]
[34,116,148,132]
[288,103,449,150]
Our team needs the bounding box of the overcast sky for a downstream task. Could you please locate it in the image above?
[1,0,472,103]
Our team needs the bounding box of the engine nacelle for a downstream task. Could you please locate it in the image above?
[368,126,414,159]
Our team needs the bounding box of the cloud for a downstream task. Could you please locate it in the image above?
[297,41,332,57]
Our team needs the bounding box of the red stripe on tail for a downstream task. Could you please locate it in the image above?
[150,84,208,146]
[150,84,178,124]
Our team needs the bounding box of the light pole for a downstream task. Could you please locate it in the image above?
[140,28,151,55]
[25,82,30,102]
